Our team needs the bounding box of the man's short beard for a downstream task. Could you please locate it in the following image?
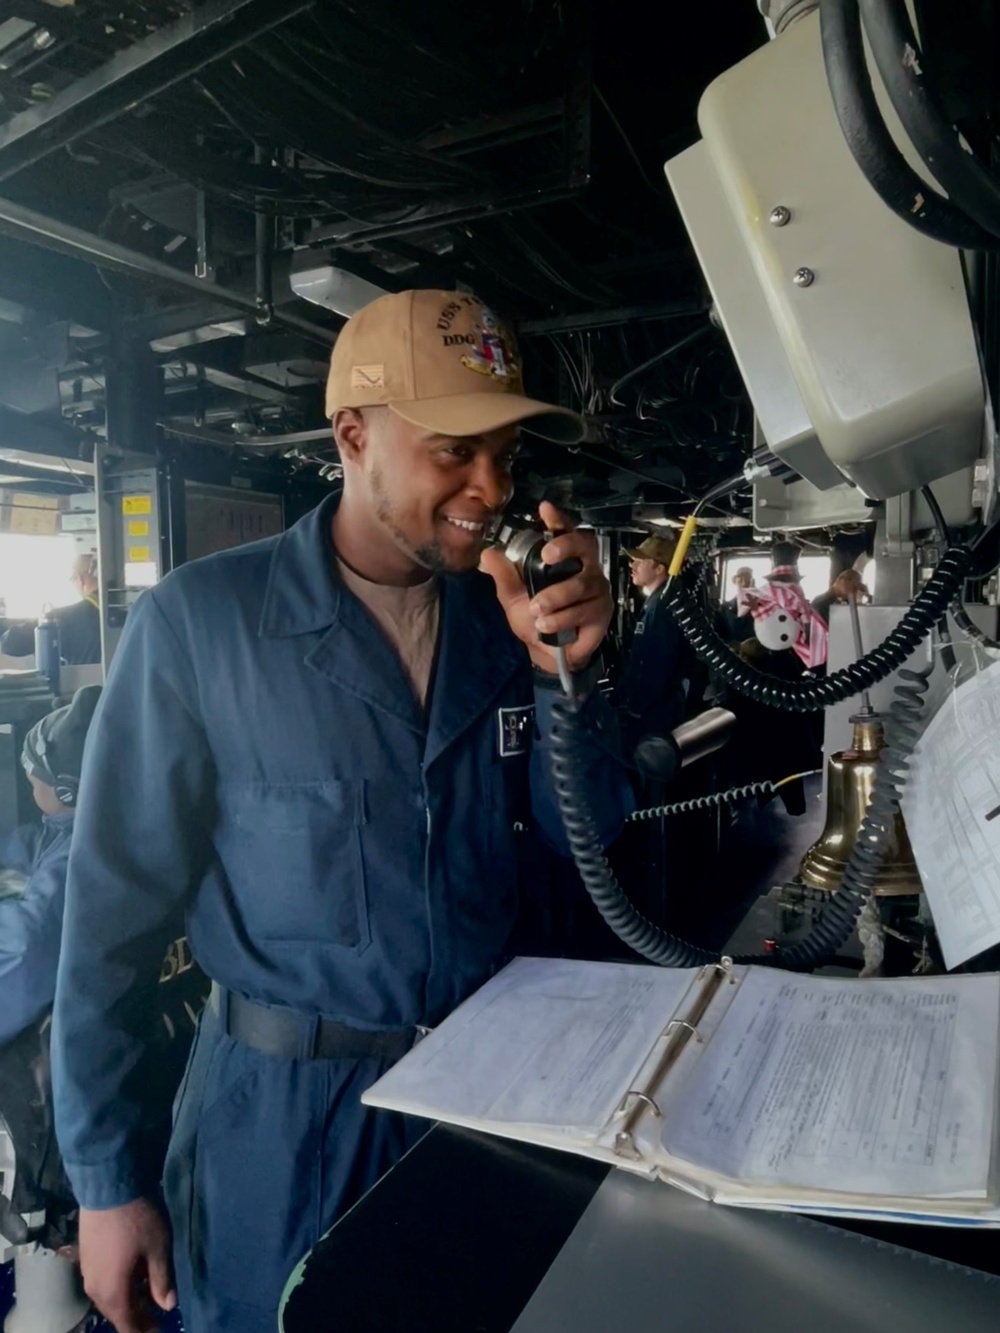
[370,460,452,574]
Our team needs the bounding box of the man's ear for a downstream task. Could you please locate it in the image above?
[333,408,366,465]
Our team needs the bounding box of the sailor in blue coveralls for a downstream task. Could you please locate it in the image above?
[51,290,633,1333]
[0,687,101,1049]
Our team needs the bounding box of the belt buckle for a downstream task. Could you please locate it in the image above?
[211,982,233,1033]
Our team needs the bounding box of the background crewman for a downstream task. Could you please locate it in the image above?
[721,565,756,642]
[1,554,102,666]
[0,686,101,1049]
[618,534,687,759]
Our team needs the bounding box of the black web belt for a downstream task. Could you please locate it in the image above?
[210,982,417,1062]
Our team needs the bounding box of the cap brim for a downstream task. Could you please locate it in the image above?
[389,394,585,444]
[623,548,646,560]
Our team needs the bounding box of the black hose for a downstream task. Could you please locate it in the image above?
[860,0,1000,240]
[820,0,1000,250]
[662,545,970,711]
[550,667,933,970]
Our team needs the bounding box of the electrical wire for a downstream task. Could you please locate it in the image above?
[651,472,985,711]
[694,470,748,518]
[666,547,969,711]
[575,446,693,501]
[52,457,90,489]
[549,667,934,969]
[626,769,823,822]
[555,644,575,697]
[594,87,675,213]
[609,326,713,406]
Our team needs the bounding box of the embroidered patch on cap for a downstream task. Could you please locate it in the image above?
[351,364,385,390]
[460,308,519,382]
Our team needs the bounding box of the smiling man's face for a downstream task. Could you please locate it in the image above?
[334,405,519,578]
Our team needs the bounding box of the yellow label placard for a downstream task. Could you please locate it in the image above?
[128,545,151,562]
[127,519,150,537]
[123,495,152,516]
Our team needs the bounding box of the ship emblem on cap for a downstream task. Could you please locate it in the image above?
[460,308,519,382]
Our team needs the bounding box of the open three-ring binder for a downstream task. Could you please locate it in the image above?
[363,956,1000,1225]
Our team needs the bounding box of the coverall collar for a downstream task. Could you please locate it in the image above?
[259,492,525,753]
[259,493,344,640]
[41,811,75,828]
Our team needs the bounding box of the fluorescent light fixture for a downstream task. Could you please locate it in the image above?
[290,264,388,318]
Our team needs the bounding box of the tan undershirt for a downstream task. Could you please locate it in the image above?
[337,559,440,708]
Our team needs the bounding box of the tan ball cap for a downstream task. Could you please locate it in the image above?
[623,535,678,565]
[325,289,585,444]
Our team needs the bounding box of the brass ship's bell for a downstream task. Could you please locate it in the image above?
[798,713,923,897]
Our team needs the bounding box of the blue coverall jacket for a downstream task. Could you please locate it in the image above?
[51,494,631,1333]
[0,814,73,1049]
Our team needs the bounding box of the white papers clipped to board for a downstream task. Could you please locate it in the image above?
[902,658,1000,969]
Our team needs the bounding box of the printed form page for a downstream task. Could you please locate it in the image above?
[364,957,698,1137]
[662,970,1000,1199]
[902,659,1000,969]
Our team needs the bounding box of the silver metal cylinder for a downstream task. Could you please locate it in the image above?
[671,707,737,769]
[496,526,542,577]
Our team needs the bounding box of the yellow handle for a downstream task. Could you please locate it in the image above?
[669,515,699,576]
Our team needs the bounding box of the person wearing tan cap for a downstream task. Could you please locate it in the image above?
[617,534,688,758]
[50,290,632,1333]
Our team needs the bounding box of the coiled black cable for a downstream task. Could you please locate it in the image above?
[627,781,775,822]
[550,694,716,968]
[662,545,971,712]
[551,667,933,970]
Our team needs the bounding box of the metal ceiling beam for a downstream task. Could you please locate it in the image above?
[0,237,110,331]
[0,460,91,489]
[120,301,248,348]
[0,194,335,348]
[418,100,564,155]
[0,0,314,182]
[305,181,580,250]
[158,334,316,406]
[0,406,92,461]
[178,365,300,407]
[159,421,332,450]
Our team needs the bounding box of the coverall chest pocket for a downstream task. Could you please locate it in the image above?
[223,779,370,951]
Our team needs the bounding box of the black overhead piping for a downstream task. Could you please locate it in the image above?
[0,194,335,349]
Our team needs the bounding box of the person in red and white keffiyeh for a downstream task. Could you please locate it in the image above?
[744,567,829,670]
